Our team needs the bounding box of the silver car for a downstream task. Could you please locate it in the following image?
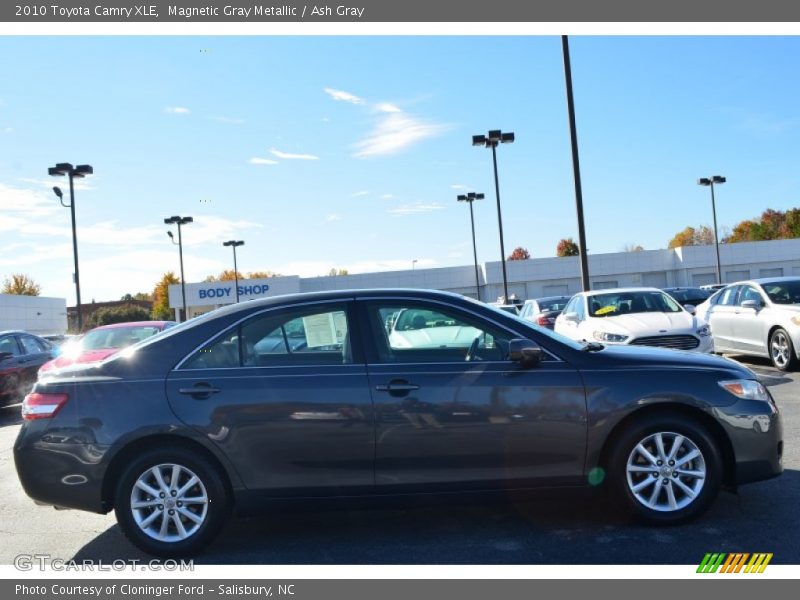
[703,277,800,370]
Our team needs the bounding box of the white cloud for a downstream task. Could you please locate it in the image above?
[18,176,94,192]
[323,87,364,105]
[325,214,341,222]
[270,258,438,278]
[450,184,469,190]
[447,251,464,259]
[0,242,72,267]
[381,194,394,199]
[351,190,369,197]
[164,106,190,115]
[0,183,64,218]
[354,111,449,158]
[387,202,445,217]
[249,157,279,165]
[208,115,244,124]
[375,102,402,113]
[269,148,319,161]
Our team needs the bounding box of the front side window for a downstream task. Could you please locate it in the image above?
[738,285,765,306]
[368,302,512,363]
[0,336,21,357]
[20,336,47,355]
[182,305,351,369]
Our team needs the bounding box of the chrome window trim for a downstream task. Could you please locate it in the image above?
[174,298,356,371]
[356,295,563,363]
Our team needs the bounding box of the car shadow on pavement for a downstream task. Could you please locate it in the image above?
[0,403,22,428]
[72,469,800,565]
[724,355,794,387]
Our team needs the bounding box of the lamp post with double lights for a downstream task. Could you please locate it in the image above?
[457,192,484,300]
[164,216,193,321]
[473,130,514,303]
[48,163,93,331]
[223,240,245,303]
[697,175,726,285]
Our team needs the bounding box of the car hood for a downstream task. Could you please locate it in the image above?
[40,348,119,372]
[593,311,698,336]
[593,343,752,376]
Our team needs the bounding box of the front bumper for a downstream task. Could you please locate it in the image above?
[715,395,783,486]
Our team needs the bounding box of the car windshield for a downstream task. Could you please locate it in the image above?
[537,297,569,312]
[666,289,710,303]
[81,326,162,350]
[589,291,682,317]
[761,280,800,304]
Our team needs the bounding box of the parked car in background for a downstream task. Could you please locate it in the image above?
[694,287,727,323]
[41,334,80,349]
[554,288,713,352]
[489,302,520,315]
[14,289,782,556]
[39,321,175,374]
[519,295,572,329]
[700,283,727,293]
[0,331,55,404]
[662,287,711,314]
[702,277,800,370]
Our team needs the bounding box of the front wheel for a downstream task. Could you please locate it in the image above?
[607,415,722,525]
[114,446,230,557]
[770,328,798,371]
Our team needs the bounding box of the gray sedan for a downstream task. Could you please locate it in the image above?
[703,277,800,370]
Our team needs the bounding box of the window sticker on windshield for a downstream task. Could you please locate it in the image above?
[302,312,346,348]
[595,305,616,315]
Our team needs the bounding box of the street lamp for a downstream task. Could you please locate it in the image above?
[49,162,93,332]
[697,175,726,284]
[473,130,514,302]
[457,192,484,300]
[164,215,193,321]
[412,259,418,271]
[223,240,245,302]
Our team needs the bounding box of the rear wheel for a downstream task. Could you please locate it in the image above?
[607,414,722,525]
[769,328,797,371]
[114,446,230,557]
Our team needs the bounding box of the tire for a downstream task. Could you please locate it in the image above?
[607,414,722,525]
[769,328,798,371]
[114,445,230,557]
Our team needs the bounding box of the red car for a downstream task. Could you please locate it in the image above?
[39,321,175,374]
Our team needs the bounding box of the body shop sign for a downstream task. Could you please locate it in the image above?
[198,284,270,300]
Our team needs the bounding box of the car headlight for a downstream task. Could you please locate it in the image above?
[718,379,769,401]
[593,331,629,343]
[696,324,711,337]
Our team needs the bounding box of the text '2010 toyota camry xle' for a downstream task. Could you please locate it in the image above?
[14,289,783,556]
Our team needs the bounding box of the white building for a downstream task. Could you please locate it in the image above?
[0,294,68,334]
[168,238,800,319]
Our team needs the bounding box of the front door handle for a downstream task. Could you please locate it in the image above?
[178,383,221,399]
[375,380,420,397]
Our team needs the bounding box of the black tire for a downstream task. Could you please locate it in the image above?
[606,413,722,525]
[114,445,230,557]
[769,327,798,372]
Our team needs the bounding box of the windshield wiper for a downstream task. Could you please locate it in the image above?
[582,341,605,352]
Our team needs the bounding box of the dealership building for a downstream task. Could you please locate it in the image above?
[168,238,800,320]
[0,294,67,334]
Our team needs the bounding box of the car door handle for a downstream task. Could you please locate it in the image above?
[178,383,221,398]
[375,380,420,396]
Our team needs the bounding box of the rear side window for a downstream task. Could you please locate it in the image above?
[181,304,352,369]
[20,336,47,354]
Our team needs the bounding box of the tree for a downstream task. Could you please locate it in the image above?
[667,225,716,249]
[622,243,644,252]
[507,247,531,261]
[2,274,41,296]
[247,271,280,279]
[151,272,180,320]
[120,293,135,302]
[134,292,152,301]
[556,238,579,257]
[327,268,349,276]
[723,207,800,243]
[217,269,244,281]
[87,304,151,328]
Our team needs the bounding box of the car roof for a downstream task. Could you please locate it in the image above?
[92,321,173,331]
[663,287,705,291]
[0,330,40,337]
[732,277,800,286]
[526,295,571,303]
[579,287,663,296]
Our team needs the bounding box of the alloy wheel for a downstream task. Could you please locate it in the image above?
[625,431,706,512]
[771,331,790,368]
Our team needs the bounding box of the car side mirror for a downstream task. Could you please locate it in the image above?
[508,339,543,367]
[741,299,761,311]
[0,352,12,363]
[683,304,696,315]
[563,312,579,323]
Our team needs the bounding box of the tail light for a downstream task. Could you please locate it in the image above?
[22,392,69,420]
[537,316,551,326]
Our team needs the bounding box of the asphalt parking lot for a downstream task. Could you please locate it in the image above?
[0,354,797,565]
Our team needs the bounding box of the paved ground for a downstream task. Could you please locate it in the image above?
[0,354,797,565]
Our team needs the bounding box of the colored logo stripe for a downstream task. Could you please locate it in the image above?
[697,552,772,573]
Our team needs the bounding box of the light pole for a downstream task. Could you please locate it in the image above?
[223,240,245,302]
[698,176,726,285]
[49,163,93,332]
[473,130,514,303]
[164,215,193,321]
[412,259,418,271]
[457,192,484,300]
[562,35,591,292]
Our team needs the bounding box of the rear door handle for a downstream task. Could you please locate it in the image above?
[178,383,221,399]
[375,380,420,397]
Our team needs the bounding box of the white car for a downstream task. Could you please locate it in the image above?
[554,287,713,352]
[702,277,800,370]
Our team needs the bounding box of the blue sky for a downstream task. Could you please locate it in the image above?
[1,36,799,302]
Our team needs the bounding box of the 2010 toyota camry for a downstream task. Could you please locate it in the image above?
[14,289,783,556]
